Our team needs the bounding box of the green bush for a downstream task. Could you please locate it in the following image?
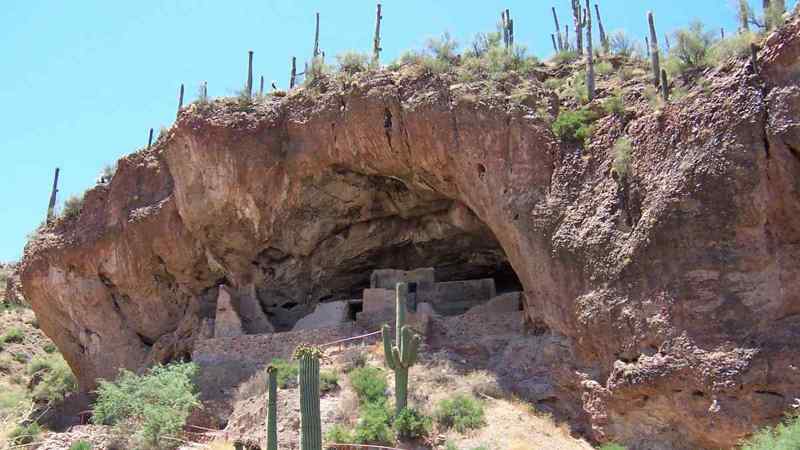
[92,362,200,449]
[349,367,387,405]
[269,358,298,389]
[612,137,633,180]
[552,108,596,144]
[353,402,394,445]
[394,407,432,440]
[461,38,539,78]
[2,327,24,343]
[325,423,354,444]
[603,91,625,116]
[0,383,28,417]
[665,21,715,76]
[609,30,640,58]
[336,51,371,75]
[599,444,627,450]
[8,422,41,445]
[551,50,579,64]
[69,441,93,450]
[62,194,85,220]
[434,394,486,433]
[320,370,339,393]
[43,343,57,353]
[709,31,757,66]
[740,414,800,449]
[595,61,614,76]
[32,354,78,403]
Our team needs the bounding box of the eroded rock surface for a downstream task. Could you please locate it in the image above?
[20,15,800,449]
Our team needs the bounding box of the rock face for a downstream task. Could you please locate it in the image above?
[19,16,800,449]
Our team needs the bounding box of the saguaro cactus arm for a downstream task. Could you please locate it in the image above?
[552,7,563,51]
[594,3,608,52]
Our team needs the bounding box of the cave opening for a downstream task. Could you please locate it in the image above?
[238,170,524,332]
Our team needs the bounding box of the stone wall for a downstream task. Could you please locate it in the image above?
[193,322,366,403]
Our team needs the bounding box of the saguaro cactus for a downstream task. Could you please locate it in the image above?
[46,167,60,222]
[552,7,563,51]
[382,283,422,414]
[246,50,254,99]
[595,3,608,53]
[661,69,669,101]
[313,12,320,58]
[585,0,595,101]
[571,0,584,54]
[551,34,558,52]
[177,83,184,116]
[373,3,382,64]
[266,365,278,450]
[501,9,514,49]
[294,345,322,450]
[290,57,297,89]
[648,11,661,87]
[147,128,154,149]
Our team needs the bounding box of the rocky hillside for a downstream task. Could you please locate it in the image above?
[19,11,800,450]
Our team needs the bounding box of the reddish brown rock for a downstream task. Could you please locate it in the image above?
[20,16,800,449]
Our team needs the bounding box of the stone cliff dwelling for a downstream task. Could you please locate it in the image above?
[208,266,523,340]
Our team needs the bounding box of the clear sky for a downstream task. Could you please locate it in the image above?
[0,0,792,262]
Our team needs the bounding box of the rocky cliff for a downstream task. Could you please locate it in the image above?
[20,16,800,449]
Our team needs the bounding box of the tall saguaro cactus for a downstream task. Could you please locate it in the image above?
[594,3,608,53]
[147,128,154,149]
[571,0,584,54]
[246,51,254,99]
[552,7,563,51]
[585,0,595,101]
[661,69,669,101]
[177,83,184,117]
[648,11,661,87]
[382,283,422,414]
[265,365,278,450]
[373,3,383,64]
[46,167,60,222]
[294,345,322,450]
[313,12,320,58]
[501,9,514,49]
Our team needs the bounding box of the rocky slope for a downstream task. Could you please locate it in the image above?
[20,15,800,449]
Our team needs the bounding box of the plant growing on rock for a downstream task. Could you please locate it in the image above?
[611,137,633,180]
[552,108,596,144]
[381,282,422,414]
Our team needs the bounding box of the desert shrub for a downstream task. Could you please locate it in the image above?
[62,194,85,220]
[340,348,367,372]
[205,441,236,450]
[2,327,23,343]
[98,163,117,183]
[92,362,200,449]
[708,31,757,66]
[349,367,387,405]
[69,441,93,450]
[461,37,539,79]
[740,414,800,449]
[434,394,486,433]
[643,85,664,110]
[304,56,331,85]
[603,91,625,116]
[337,51,371,75]
[8,422,41,445]
[0,384,28,417]
[394,407,432,440]
[43,343,57,353]
[665,21,715,76]
[543,77,565,91]
[552,108,596,144]
[426,31,459,62]
[563,70,589,104]
[595,61,614,76]
[599,444,627,450]
[610,30,640,57]
[551,50,579,64]
[320,370,339,393]
[270,358,298,388]
[353,402,394,445]
[12,352,28,364]
[325,423,355,443]
[31,354,78,403]
[612,137,633,179]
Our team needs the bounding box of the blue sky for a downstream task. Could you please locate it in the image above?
[0,0,791,262]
